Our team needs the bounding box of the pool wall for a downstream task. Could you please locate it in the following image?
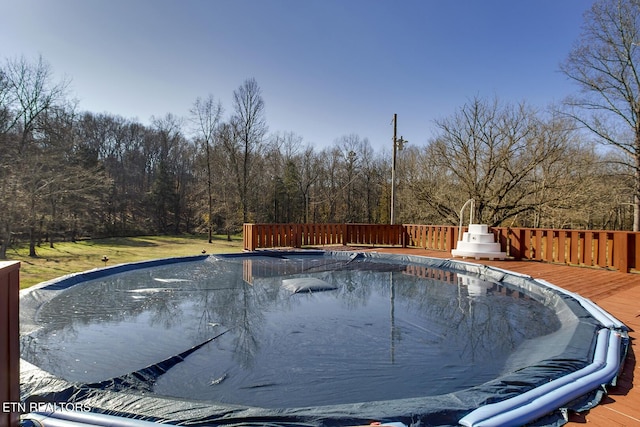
[19,251,629,427]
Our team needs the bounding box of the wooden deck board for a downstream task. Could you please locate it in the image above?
[321,246,640,426]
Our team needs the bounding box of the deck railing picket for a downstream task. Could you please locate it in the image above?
[598,231,607,268]
[546,230,554,262]
[629,233,640,268]
[570,231,579,265]
[585,232,594,266]
[558,231,567,264]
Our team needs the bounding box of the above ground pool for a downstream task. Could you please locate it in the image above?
[19,251,628,427]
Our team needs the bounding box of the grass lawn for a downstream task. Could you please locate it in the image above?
[5,234,244,289]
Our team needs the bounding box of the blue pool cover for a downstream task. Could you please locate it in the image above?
[19,251,628,427]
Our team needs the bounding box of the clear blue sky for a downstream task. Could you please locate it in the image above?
[1,0,594,151]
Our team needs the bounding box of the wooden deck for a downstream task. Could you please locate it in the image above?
[324,246,640,426]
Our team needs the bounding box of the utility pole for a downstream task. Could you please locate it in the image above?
[390,114,407,225]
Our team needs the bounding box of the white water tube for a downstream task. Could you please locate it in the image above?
[25,409,165,427]
[459,328,622,427]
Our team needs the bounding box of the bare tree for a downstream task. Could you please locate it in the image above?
[0,67,12,134]
[334,134,381,223]
[561,0,640,230]
[260,132,307,223]
[415,97,577,227]
[0,55,68,258]
[38,106,110,245]
[215,122,243,238]
[398,145,451,224]
[313,146,342,222]
[358,138,386,223]
[297,145,320,223]
[337,135,361,222]
[190,95,223,243]
[2,55,69,138]
[148,113,187,233]
[230,78,267,223]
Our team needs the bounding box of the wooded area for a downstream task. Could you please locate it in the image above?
[0,51,637,259]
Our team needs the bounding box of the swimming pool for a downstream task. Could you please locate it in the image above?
[19,251,628,427]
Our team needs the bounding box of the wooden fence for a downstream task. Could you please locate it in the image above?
[0,261,20,427]
[493,227,640,273]
[243,223,640,273]
[243,223,406,250]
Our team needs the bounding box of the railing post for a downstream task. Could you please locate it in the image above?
[1,261,20,427]
[509,227,525,260]
[449,226,458,251]
[533,229,543,260]
[546,229,555,262]
[401,224,407,248]
[294,224,302,248]
[613,231,630,273]
[496,227,510,258]
[633,232,640,271]
[244,223,258,251]
[598,231,609,268]
[522,228,532,259]
[583,231,592,266]
[243,224,249,250]
[558,230,567,264]
[569,231,580,265]
[242,224,246,249]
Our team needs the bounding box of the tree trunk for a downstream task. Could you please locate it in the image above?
[29,226,37,257]
[206,142,213,243]
[0,226,9,259]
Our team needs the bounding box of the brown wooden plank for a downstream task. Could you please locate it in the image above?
[546,229,555,262]
[613,231,629,273]
[599,231,609,268]
[427,226,434,249]
[569,231,579,265]
[633,232,640,271]
[266,224,274,248]
[257,224,265,248]
[507,228,520,259]
[319,223,325,246]
[585,232,594,267]
[558,231,566,264]
[278,224,285,247]
[533,229,542,260]
[523,228,532,259]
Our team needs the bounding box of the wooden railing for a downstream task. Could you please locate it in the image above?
[243,223,406,250]
[243,223,640,273]
[404,224,459,251]
[1,261,20,427]
[493,227,640,273]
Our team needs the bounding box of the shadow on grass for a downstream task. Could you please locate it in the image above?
[88,235,241,247]
[87,237,160,248]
